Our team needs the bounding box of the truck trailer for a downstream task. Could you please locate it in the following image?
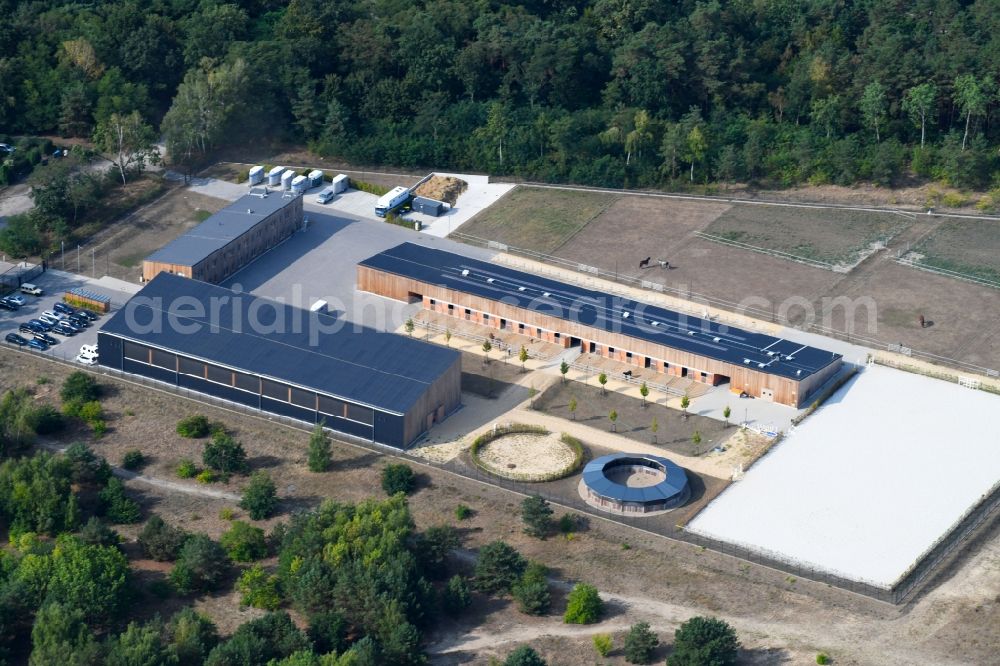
[374,186,411,217]
[268,166,286,186]
[331,174,348,193]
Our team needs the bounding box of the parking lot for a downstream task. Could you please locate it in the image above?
[221,207,496,332]
[0,270,137,365]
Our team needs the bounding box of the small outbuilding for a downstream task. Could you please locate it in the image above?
[291,175,309,193]
[248,166,264,185]
[280,170,294,190]
[412,196,444,217]
[308,170,325,188]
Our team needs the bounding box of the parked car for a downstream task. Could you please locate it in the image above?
[5,294,26,307]
[38,314,61,327]
[0,299,15,311]
[74,309,98,321]
[79,344,98,356]
[27,338,48,351]
[75,353,98,366]
[28,318,52,332]
[52,322,76,336]
[19,283,42,296]
[41,309,64,321]
[67,313,90,328]
[34,332,58,346]
[53,302,75,315]
[5,333,27,346]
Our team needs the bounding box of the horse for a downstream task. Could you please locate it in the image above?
[638,257,651,269]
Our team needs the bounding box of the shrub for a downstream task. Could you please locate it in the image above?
[521,495,553,538]
[176,459,197,478]
[61,372,100,404]
[99,478,142,524]
[25,404,64,434]
[220,521,267,562]
[381,463,416,495]
[138,516,189,561]
[441,574,471,615]
[670,616,740,666]
[204,612,308,666]
[474,540,527,594]
[219,507,235,521]
[504,645,547,666]
[121,449,145,471]
[64,442,112,485]
[512,562,550,615]
[78,517,120,547]
[414,524,459,580]
[170,535,228,594]
[563,583,602,624]
[816,653,830,665]
[306,422,331,472]
[239,471,278,519]
[624,621,659,664]
[454,504,473,520]
[176,415,211,438]
[237,564,282,610]
[78,400,103,424]
[593,634,612,657]
[203,432,249,474]
[195,469,217,484]
[91,419,107,437]
[166,607,219,664]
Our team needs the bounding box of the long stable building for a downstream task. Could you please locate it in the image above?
[142,189,303,284]
[359,243,842,408]
[99,273,461,448]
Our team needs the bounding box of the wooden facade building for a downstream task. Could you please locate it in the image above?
[359,243,842,408]
[142,189,303,284]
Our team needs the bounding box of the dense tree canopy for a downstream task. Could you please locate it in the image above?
[1,1,998,191]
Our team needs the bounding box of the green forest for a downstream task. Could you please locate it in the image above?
[1,0,999,191]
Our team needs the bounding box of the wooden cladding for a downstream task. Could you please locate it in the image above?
[358,265,840,407]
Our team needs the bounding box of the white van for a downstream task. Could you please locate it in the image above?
[20,283,42,296]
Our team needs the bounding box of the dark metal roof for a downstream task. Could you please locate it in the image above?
[582,454,689,503]
[101,273,459,414]
[145,190,301,268]
[360,243,841,381]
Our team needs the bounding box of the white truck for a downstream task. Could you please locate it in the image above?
[374,186,410,217]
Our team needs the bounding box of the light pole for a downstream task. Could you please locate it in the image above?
[77,245,80,272]
[91,248,95,277]
[61,241,64,270]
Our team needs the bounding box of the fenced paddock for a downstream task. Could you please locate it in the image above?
[688,364,1000,590]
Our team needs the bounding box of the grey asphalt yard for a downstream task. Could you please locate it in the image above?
[220,206,496,331]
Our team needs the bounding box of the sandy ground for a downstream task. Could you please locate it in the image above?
[477,432,575,478]
[2,348,998,665]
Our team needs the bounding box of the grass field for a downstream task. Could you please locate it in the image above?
[703,203,907,265]
[459,186,619,254]
[86,189,230,281]
[913,218,1000,283]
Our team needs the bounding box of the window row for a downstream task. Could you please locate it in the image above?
[122,340,374,426]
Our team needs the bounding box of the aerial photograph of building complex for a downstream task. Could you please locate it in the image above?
[0,2,998,665]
